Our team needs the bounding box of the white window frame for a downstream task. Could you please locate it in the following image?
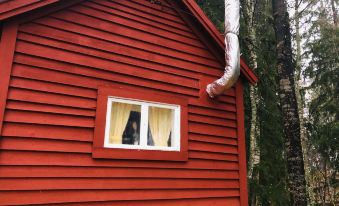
[104,96,181,151]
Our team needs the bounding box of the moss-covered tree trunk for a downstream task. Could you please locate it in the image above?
[240,0,260,205]
[272,0,308,205]
[293,1,315,204]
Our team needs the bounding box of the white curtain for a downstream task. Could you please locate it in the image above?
[149,107,172,147]
[109,102,132,144]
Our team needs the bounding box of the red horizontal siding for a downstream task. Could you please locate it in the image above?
[0,0,243,205]
[1,178,240,190]
[2,122,93,142]
[0,137,239,158]
[35,198,239,206]
[11,198,240,206]
[4,109,94,127]
[12,58,199,97]
[0,150,239,170]
[84,1,196,39]
[0,189,240,205]
[8,88,97,109]
[112,0,186,25]
[0,136,92,153]
[189,133,238,145]
[6,100,96,117]
[189,105,237,120]
[0,166,239,179]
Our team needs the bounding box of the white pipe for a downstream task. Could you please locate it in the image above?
[206,0,240,98]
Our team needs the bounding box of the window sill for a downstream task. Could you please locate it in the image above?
[92,147,188,161]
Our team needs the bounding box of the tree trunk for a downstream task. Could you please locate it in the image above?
[249,86,260,206]
[331,0,338,27]
[247,19,260,206]
[240,0,260,205]
[323,162,327,206]
[294,1,315,205]
[272,0,308,205]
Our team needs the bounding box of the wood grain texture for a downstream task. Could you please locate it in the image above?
[0,0,249,205]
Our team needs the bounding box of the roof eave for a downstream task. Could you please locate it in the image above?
[0,0,59,21]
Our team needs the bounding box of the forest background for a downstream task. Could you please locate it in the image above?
[196,0,338,205]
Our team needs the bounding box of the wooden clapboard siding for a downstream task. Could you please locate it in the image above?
[28,198,240,206]
[0,0,246,205]
[0,198,240,206]
[0,150,239,170]
[0,189,240,205]
[1,178,240,190]
[84,1,195,39]
[2,123,93,142]
[0,166,239,179]
[0,137,239,162]
[6,100,96,116]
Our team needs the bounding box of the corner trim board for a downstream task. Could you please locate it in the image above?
[236,80,249,206]
[0,20,18,135]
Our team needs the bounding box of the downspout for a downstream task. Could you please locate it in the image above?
[206,0,240,98]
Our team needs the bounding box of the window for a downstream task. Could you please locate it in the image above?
[104,97,180,151]
[93,86,188,161]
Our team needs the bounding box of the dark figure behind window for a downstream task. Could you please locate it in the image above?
[122,111,140,145]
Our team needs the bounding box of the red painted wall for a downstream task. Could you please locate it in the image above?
[0,0,247,205]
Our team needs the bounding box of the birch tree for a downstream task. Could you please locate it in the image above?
[292,0,315,204]
[240,0,260,205]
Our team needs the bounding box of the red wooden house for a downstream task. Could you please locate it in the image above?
[0,0,257,205]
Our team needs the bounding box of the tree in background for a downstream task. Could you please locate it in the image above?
[241,0,290,205]
[239,0,260,204]
[196,0,225,32]
[272,0,308,204]
[303,0,338,204]
[198,0,338,205]
[198,0,290,205]
[291,0,316,203]
[249,2,289,204]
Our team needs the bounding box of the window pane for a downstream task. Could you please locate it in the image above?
[109,102,141,145]
[148,106,174,147]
